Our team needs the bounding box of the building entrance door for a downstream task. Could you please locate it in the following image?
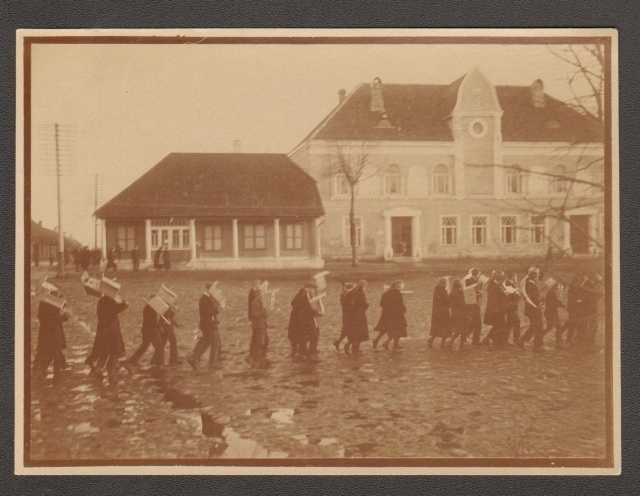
[570,215,590,254]
[391,217,412,257]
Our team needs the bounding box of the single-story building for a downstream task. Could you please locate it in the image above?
[94,153,325,269]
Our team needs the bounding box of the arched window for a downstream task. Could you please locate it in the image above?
[505,165,527,195]
[550,164,568,193]
[431,164,451,195]
[384,164,401,195]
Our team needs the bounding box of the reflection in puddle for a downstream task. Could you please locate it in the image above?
[68,422,99,434]
[268,408,295,424]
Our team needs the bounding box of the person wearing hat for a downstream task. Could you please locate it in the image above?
[187,282,222,370]
[516,267,543,351]
[464,268,484,345]
[123,294,164,372]
[428,277,452,349]
[481,271,508,346]
[162,242,171,271]
[345,280,370,355]
[89,289,129,383]
[287,280,321,362]
[33,291,69,380]
[374,280,408,351]
[543,279,566,348]
[503,272,521,344]
[334,282,356,353]
[246,281,269,367]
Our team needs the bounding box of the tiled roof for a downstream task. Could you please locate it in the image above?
[95,153,324,219]
[311,82,604,144]
[31,220,82,248]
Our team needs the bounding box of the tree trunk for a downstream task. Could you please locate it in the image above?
[349,183,358,266]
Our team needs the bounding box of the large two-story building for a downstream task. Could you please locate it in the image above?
[289,68,605,260]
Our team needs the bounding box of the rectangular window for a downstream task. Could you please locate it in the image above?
[441,216,458,245]
[506,172,525,194]
[150,226,189,249]
[471,216,487,245]
[530,215,545,244]
[117,226,136,251]
[172,230,181,248]
[204,225,222,251]
[151,230,158,249]
[334,173,350,195]
[501,216,517,244]
[285,223,303,250]
[244,224,266,250]
[182,230,190,248]
[385,174,400,194]
[342,216,363,247]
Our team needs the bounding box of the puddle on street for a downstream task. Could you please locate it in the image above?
[68,422,99,434]
[71,384,94,393]
[268,408,295,424]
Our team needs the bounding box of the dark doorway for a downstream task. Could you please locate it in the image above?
[570,215,590,254]
[391,217,412,257]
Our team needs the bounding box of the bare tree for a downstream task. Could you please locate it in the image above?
[549,44,604,125]
[330,142,382,266]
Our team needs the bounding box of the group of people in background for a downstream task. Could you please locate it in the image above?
[32,264,603,385]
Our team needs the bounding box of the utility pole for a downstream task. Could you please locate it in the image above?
[55,123,65,277]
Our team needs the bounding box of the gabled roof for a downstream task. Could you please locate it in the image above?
[30,220,82,248]
[95,153,324,219]
[309,80,604,144]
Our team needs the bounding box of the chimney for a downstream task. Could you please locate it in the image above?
[370,77,385,113]
[232,140,242,153]
[338,88,346,104]
[531,79,545,108]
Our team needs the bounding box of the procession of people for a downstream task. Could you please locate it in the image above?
[32,264,603,385]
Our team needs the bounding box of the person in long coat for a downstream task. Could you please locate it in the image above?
[517,267,543,351]
[33,294,69,380]
[131,245,140,272]
[334,282,356,352]
[463,268,484,345]
[287,282,321,362]
[482,271,508,346]
[154,246,164,270]
[90,294,129,383]
[543,281,566,348]
[446,279,469,350]
[246,283,269,367]
[160,306,179,365]
[123,296,164,371]
[188,282,222,370]
[374,280,408,351]
[345,280,370,355]
[162,244,171,271]
[504,272,521,344]
[428,278,451,349]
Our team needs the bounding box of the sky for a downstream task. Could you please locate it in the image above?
[28,36,598,245]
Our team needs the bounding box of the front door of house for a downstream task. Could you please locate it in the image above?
[570,215,590,254]
[391,217,412,257]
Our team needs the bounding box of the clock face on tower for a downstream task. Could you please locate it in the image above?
[469,118,488,138]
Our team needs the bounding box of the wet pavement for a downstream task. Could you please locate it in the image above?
[28,265,608,461]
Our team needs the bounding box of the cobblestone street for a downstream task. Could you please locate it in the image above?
[27,261,608,461]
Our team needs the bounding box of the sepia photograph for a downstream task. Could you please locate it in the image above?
[15,28,619,475]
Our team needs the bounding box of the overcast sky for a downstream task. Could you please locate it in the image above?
[29,37,594,245]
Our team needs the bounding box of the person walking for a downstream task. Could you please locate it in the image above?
[517,267,544,351]
[106,247,118,273]
[335,282,356,353]
[160,305,180,365]
[346,280,370,355]
[482,271,508,346]
[123,296,164,372]
[287,281,321,362]
[428,277,451,349]
[32,292,69,380]
[246,282,269,367]
[447,279,469,350]
[187,282,222,370]
[504,272,521,344]
[374,280,408,351]
[464,268,484,345]
[543,280,566,349]
[89,293,129,384]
